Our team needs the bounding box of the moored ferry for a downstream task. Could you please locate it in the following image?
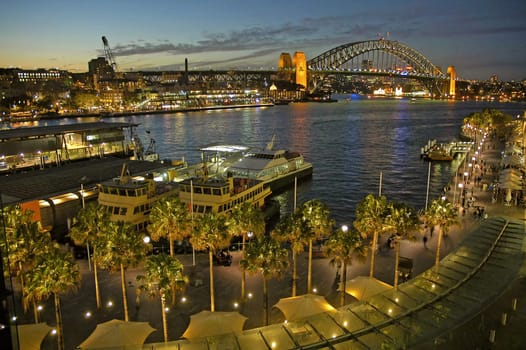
[226,136,313,192]
[97,164,178,231]
[178,175,272,216]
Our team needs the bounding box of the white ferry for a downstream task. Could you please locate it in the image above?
[226,136,313,192]
[97,164,178,231]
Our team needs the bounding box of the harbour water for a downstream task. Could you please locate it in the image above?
[40,97,526,226]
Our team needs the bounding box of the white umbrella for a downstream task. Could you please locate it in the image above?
[78,319,155,349]
[182,310,247,339]
[17,323,52,350]
[340,276,392,301]
[273,294,336,321]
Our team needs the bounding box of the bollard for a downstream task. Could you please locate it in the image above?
[489,329,496,343]
[501,313,507,326]
[512,298,517,311]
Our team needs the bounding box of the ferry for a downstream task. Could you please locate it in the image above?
[178,175,274,217]
[97,164,178,231]
[226,136,313,192]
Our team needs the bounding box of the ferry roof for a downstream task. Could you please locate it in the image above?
[0,157,171,205]
[0,121,137,141]
[200,144,250,153]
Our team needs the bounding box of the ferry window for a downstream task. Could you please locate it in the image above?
[113,207,120,215]
[119,189,127,196]
[205,206,212,213]
[213,189,221,195]
[203,188,211,195]
[127,190,136,197]
[120,208,127,215]
[134,207,139,214]
[197,205,204,213]
[110,187,118,195]
[194,187,202,194]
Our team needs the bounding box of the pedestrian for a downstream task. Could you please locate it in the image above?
[423,236,428,249]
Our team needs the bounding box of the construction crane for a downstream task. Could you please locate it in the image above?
[102,36,118,73]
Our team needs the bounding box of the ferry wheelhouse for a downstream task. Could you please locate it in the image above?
[178,175,271,215]
[97,165,178,231]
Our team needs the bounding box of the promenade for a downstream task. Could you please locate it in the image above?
[13,132,525,349]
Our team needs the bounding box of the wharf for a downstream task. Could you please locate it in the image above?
[421,139,473,161]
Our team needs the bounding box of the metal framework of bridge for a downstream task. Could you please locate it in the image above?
[152,40,453,97]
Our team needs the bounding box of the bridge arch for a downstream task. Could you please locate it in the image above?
[307,39,444,77]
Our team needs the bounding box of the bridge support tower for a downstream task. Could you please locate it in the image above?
[447,66,456,97]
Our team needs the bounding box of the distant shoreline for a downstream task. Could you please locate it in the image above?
[39,102,275,120]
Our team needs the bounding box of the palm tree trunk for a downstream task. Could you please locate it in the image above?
[169,236,174,257]
[394,239,400,289]
[54,293,64,350]
[33,301,39,323]
[340,261,347,307]
[307,239,313,293]
[292,250,297,297]
[435,227,443,271]
[241,233,246,300]
[263,277,269,326]
[209,250,215,312]
[369,231,378,278]
[93,254,101,310]
[120,263,129,321]
[161,293,168,342]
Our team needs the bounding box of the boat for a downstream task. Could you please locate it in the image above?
[177,175,274,217]
[226,136,313,192]
[97,164,178,231]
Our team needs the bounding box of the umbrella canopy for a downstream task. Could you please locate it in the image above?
[17,323,52,350]
[182,310,248,339]
[341,276,392,301]
[78,319,155,349]
[273,294,336,321]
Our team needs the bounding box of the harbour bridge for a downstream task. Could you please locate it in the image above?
[149,39,455,97]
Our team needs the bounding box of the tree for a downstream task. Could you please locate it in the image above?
[271,212,307,297]
[68,203,111,310]
[148,196,191,305]
[137,253,187,342]
[227,202,266,300]
[0,205,52,322]
[384,202,419,288]
[97,221,150,321]
[148,196,191,257]
[25,244,80,350]
[300,199,335,293]
[353,194,389,278]
[240,234,289,325]
[323,225,366,306]
[189,212,230,312]
[424,199,459,270]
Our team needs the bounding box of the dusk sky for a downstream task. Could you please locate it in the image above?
[1,0,525,81]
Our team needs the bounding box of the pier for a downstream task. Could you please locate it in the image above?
[421,139,474,161]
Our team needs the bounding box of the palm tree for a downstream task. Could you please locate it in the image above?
[97,221,151,321]
[227,202,266,300]
[323,225,366,306]
[137,253,188,342]
[189,212,230,312]
[68,203,111,310]
[148,196,191,257]
[240,234,289,325]
[300,199,335,293]
[384,202,419,288]
[271,212,306,297]
[148,196,191,305]
[1,205,52,322]
[25,244,80,350]
[424,199,459,270]
[353,194,389,278]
